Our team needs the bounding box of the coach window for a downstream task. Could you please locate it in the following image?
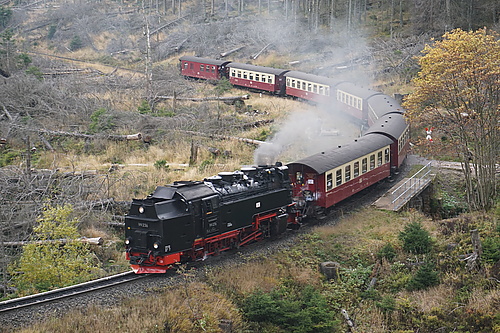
[200,65,204,71]
[262,75,266,82]
[184,62,188,69]
[237,71,241,78]
[354,161,359,177]
[291,80,296,88]
[256,74,260,82]
[249,73,254,80]
[385,148,390,163]
[313,85,318,93]
[307,83,312,92]
[268,76,272,83]
[370,155,375,170]
[243,72,248,79]
[319,86,324,95]
[301,82,306,90]
[212,66,216,73]
[336,169,342,186]
[362,158,367,174]
[345,165,351,182]
[327,173,333,191]
[190,63,193,69]
[377,151,383,166]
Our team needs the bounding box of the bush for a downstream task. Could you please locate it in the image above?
[399,221,432,254]
[89,108,116,133]
[377,243,396,261]
[154,159,169,170]
[482,235,500,264]
[47,24,56,39]
[69,35,83,51]
[242,285,339,333]
[406,262,439,291]
[25,66,43,80]
[10,204,98,295]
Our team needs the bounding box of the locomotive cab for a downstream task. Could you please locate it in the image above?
[125,182,217,273]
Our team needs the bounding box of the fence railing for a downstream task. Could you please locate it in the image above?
[391,162,433,210]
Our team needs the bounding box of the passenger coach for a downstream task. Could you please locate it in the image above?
[284,71,341,104]
[180,56,231,80]
[287,134,393,212]
[227,63,288,95]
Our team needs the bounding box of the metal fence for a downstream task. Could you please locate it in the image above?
[391,162,433,210]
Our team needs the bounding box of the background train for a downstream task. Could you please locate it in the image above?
[125,56,410,273]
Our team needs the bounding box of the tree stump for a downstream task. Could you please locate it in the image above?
[320,261,341,280]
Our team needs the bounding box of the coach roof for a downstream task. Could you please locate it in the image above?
[284,71,341,86]
[227,62,289,75]
[364,113,408,140]
[287,134,393,174]
[179,56,230,66]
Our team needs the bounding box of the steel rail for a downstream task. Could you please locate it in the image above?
[0,271,146,313]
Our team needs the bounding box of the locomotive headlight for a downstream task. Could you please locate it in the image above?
[125,237,132,245]
[138,206,145,214]
[153,242,160,249]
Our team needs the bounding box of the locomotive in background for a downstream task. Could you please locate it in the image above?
[125,56,410,274]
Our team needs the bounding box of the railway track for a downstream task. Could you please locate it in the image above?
[0,271,146,313]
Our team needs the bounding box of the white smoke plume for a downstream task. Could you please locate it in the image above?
[253,103,362,165]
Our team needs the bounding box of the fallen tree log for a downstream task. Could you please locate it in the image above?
[156,94,250,103]
[240,119,274,129]
[2,237,104,247]
[11,125,143,142]
[179,130,267,146]
[220,46,245,58]
[251,43,272,60]
[174,38,189,52]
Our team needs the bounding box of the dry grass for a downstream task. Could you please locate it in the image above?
[466,288,500,314]
[16,282,243,333]
[408,284,455,313]
[207,260,282,295]
[313,207,407,254]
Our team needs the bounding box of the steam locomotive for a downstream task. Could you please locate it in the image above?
[125,164,298,273]
[125,56,410,273]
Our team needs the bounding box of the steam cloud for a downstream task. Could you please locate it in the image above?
[253,104,362,165]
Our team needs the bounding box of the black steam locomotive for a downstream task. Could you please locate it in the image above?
[125,163,298,274]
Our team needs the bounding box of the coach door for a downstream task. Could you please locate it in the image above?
[303,173,318,202]
[202,195,220,236]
